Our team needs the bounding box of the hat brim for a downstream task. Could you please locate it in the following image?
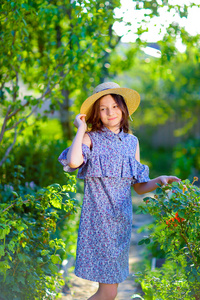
[80,87,140,120]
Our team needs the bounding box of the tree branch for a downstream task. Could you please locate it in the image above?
[0,129,17,167]
[0,74,9,90]
[13,71,19,102]
[7,101,29,121]
[2,199,30,213]
[0,105,12,143]
[5,105,38,132]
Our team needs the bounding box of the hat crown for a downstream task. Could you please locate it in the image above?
[93,82,120,94]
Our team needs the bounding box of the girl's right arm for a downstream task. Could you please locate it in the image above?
[67,114,91,168]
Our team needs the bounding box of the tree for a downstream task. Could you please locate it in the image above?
[0,0,122,165]
[1,0,200,164]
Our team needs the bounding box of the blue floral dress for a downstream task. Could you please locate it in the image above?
[58,127,149,284]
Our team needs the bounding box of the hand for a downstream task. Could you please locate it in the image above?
[159,175,181,186]
[74,114,87,130]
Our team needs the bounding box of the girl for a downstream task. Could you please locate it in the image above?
[58,82,180,300]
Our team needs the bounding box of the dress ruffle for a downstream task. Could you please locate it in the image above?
[77,153,149,183]
[58,144,90,173]
[58,136,150,183]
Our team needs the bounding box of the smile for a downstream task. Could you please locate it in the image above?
[108,117,117,120]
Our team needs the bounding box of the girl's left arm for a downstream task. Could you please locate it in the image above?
[133,140,181,195]
[133,176,181,195]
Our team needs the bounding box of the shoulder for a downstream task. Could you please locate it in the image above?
[124,132,138,144]
[82,132,92,149]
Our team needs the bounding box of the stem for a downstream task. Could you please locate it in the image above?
[13,261,20,277]
[180,232,198,270]
[2,199,30,213]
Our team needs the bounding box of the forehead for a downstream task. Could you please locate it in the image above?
[99,94,116,106]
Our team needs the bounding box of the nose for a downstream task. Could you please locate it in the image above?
[107,108,114,115]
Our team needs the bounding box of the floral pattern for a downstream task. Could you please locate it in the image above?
[58,127,150,284]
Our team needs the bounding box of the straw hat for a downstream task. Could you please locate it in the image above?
[80,82,140,120]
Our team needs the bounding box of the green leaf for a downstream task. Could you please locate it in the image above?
[37,257,43,263]
[48,263,58,274]
[156,187,163,195]
[144,238,151,244]
[138,239,145,245]
[49,183,61,190]
[178,211,185,218]
[18,253,28,263]
[0,260,11,273]
[21,3,29,10]
[17,274,25,284]
[0,225,10,239]
[41,249,50,256]
[49,240,55,248]
[0,245,5,258]
[50,194,62,209]
[8,241,15,253]
[12,191,19,197]
[51,254,61,264]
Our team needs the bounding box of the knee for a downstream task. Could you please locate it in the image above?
[98,283,118,300]
[108,288,117,300]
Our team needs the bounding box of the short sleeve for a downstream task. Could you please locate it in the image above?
[58,144,91,173]
[133,161,150,184]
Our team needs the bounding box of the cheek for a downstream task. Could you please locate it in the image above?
[100,111,105,119]
[117,109,122,118]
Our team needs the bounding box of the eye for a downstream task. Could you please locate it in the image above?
[100,108,106,111]
[113,105,118,108]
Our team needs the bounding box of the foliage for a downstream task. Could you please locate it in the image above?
[173,138,200,181]
[135,178,200,299]
[133,260,195,300]
[115,48,200,137]
[1,134,68,187]
[0,166,78,299]
[1,0,200,154]
[138,143,174,178]
[0,0,122,154]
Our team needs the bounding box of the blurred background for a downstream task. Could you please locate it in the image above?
[1,0,200,284]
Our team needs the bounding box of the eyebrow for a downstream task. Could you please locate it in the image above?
[100,103,116,107]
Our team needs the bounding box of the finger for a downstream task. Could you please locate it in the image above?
[79,114,86,118]
[80,115,86,121]
[162,180,168,185]
[169,176,181,183]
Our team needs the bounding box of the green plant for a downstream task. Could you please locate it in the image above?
[0,119,68,187]
[0,167,78,299]
[173,139,200,181]
[134,178,200,300]
[133,260,195,300]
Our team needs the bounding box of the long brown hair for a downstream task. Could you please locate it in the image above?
[87,94,130,133]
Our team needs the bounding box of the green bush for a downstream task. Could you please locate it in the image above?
[134,260,195,300]
[138,143,174,179]
[173,138,200,181]
[0,166,78,299]
[134,178,200,300]
[0,119,69,187]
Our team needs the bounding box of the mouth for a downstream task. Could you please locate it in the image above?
[108,117,117,121]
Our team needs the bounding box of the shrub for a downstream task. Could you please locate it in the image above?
[173,138,200,181]
[134,178,200,300]
[0,120,68,187]
[0,166,78,300]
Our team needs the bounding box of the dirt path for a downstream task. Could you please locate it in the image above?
[60,197,152,300]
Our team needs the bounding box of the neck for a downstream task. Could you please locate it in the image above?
[104,125,121,134]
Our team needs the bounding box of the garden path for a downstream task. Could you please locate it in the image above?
[60,195,153,300]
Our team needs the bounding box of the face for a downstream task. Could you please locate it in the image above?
[99,94,122,132]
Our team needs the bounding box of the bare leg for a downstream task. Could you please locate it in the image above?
[88,283,118,300]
